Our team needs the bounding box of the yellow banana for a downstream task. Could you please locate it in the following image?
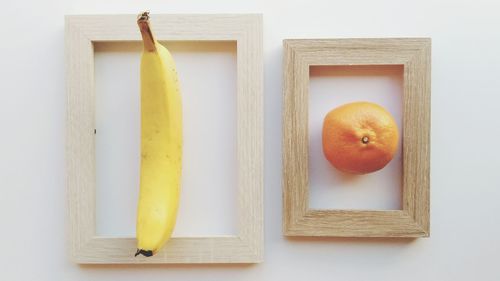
[135,12,182,257]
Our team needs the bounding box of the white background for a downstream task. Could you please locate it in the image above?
[309,65,403,210]
[94,41,238,237]
[1,0,500,280]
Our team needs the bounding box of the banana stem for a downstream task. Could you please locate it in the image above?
[137,11,157,52]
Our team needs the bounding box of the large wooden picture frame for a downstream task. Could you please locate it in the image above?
[66,14,263,263]
[283,38,430,237]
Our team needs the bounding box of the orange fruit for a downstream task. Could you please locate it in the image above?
[322,101,399,174]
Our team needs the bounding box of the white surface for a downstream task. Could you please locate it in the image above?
[1,0,500,280]
[309,65,403,210]
[94,41,237,237]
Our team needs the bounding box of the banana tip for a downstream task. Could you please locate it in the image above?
[137,11,150,22]
[135,249,154,257]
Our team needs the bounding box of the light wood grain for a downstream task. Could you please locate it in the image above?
[283,38,431,237]
[66,14,263,264]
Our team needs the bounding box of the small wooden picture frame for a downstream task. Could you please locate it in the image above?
[283,38,431,238]
[66,14,263,263]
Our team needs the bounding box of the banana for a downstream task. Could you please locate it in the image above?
[135,12,182,257]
